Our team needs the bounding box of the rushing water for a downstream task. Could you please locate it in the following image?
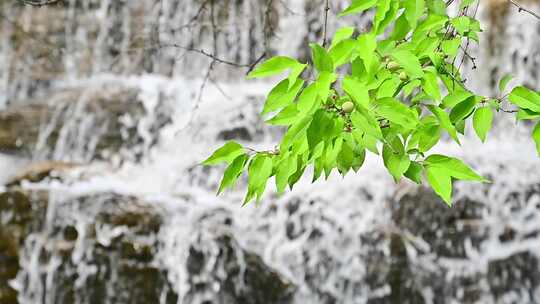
[1,1,540,303]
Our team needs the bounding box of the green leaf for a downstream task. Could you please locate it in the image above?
[426,166,453,206]
[449,96,477,123]
[422,69,442,101]
[509,86,540,113]
[473,107,494,142]
[403,0,425,28]
[428,105,460,144]
[275,154,298,193]
[343,76,370,108]
[351,109,383,138]
[310,43,334,72]
[280,116,312,152]
[425,154,487,181]
[442,90,473,108]
[297,83,320,114]
[404,161,423,184]
[376,0,400,34]
[218,154,248,194]
[375,97,420,129]
[451,16,471,35]
[262,79,304,115]
[324,137,344,178]
[498,74,514,93]
[337,140,355,174]
[441,37,462,58]
[516,108,540,120]
[331,27,355,48]
[391,50,424,79]
[377,77,401,98]
[413,122,441,152]
[289,154,308,189]
[307,110,335,149]
[247,56,296,78]
[245,154,274,203]
[373,0,392,33]
[459,0,477,9]
[383,144,411,181]
[316,71,337,101]
[329,39,357,67]
[266,104,300,126]
[357,33,378,76]
[203,141,245,165]
[533,121,540,157]
[414,14,448,38]
[339,0,378,16]
[391,13,412,41]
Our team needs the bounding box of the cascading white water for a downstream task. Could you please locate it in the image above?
[1,1,540,303]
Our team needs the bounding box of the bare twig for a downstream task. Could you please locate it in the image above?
[16,0,62,6]
[322,0,330,47]
[508,0,540,20]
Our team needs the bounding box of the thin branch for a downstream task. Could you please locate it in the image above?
[322,0,330,47]
[16,0,62,6]
[508,0,540,20]
[164,44,250,67]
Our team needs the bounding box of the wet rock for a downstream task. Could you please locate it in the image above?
[0,188,177,304]
[6,160,80,186]
[0,190,48,304]
[0,185,296,304]
[217,126,253,141]
[0,86,169,162]
[387,185,540,303]
[185,234,296,304]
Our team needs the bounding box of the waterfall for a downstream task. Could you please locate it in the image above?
[1,0,540,303]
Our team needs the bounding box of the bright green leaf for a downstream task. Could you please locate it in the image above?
[404,161,423,184]
[262,79,304,115]
[509,86,540,113]
[375,97,420,129]
[449,96,477,123]
[203,141,245,165]
[310,43,334,72]
[218,154,248,194]
[533,121,540,157]
[425,154,487,181]
[383,144,411,181]
[343,76,370,108]
[275,154,298,193]
[329,39,358,67]
[339,0,378,16]
[391,50,424,79]
[331,27,355,48]
[473,107,494,142]
[428,105,460,143]
[404,0,425,28]
[498,74,514,93]
[426,166,453,206]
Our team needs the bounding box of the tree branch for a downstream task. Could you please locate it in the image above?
[322,0,330,47]
[508,0,540,20]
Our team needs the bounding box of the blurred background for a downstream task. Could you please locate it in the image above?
[1,0,540,303]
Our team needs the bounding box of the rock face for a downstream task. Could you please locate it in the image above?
[0,85,171,162]
[386,186,540,304]
[0,184,296,304]
[185,234,296,303]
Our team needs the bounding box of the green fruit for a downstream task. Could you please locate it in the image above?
[387,61,400,71]
[342,101,355,113]
[399,72,408,81]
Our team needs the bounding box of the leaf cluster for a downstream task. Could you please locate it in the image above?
[204,0,540,206]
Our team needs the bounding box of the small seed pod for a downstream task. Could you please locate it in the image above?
[399,71,408,81]
[341,101,355,113]
[387,61,400,71]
